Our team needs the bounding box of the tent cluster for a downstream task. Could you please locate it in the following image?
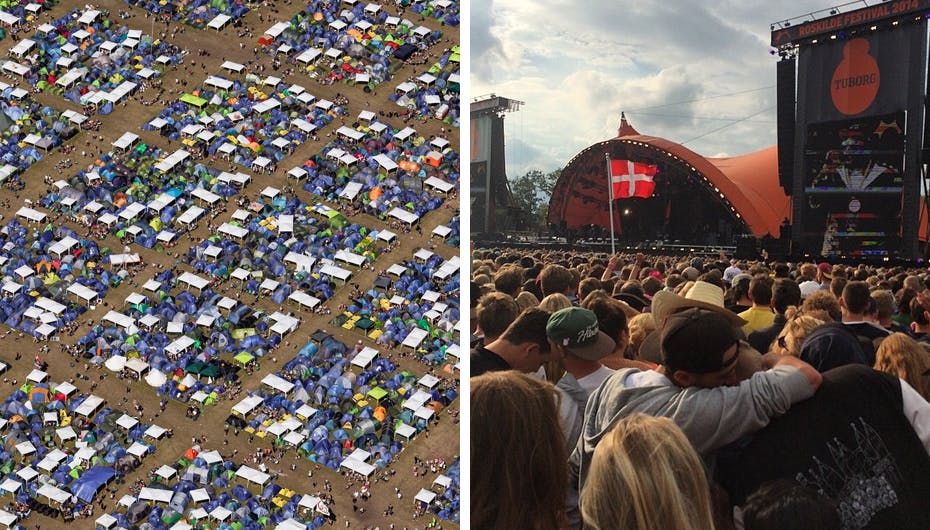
[0,373,168,515]
[339,247,460,370]
[39,143,243,251]
[229,333,455,472]
[73,273,304,406]
[290,121,458,221]
[388,49,460,126]
[401,0,459,26]
[177,181,391,298]
[432,214,459,247]
[257,0,450,89]
[96,446,334,530]
[0,215,127,340]
[0,89,73,180]
[0,0,50,42]
[123,0,253,29]
[142,73,337,171]
[416,457,460,523]
[5,8,185,108]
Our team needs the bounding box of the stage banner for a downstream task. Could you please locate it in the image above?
[470,115,492,163]
[798,27,925,122]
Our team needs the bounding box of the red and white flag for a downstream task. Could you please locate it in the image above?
[610,159,657,199]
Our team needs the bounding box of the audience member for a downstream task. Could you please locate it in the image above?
[715,364,930,529]
[748,278,801,353]
[839,281,891,364]
[474,292,520,345]
[580,414,715,530]
[874,332,930,402]
[471,371,567,530]
[771,310,824,357]
[470,307,558,376]
[739,275,775,335]
[546,307,616,446]
[740,479,841,530]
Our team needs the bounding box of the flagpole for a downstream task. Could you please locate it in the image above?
[605,153,616,255]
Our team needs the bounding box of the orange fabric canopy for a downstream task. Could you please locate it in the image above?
[548,118,789,239]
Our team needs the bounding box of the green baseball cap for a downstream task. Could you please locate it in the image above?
[546,307,616,361]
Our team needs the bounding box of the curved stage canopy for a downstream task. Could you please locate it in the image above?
[548,117,790,241]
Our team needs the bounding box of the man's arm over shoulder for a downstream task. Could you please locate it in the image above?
[674,356,820,455]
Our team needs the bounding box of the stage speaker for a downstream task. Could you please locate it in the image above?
[776,58,796,195]
[736,236,759,259]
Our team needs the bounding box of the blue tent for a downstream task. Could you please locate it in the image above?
[69,465,117,503]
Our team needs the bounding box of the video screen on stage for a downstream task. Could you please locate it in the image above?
[803,111,905,193]
[800,112,905,257]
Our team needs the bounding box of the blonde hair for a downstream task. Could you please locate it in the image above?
[515,290,541,311]
[581,414,714,530]
[627,313,657,360]
[538,293,573,313]
[772,308,825,356]
[801,290,841,322]
[472,372,567,530]
[875,332,930,402]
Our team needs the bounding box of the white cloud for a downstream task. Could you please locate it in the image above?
[472,0,831,176]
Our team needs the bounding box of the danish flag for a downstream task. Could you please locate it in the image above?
[610,159,657,199]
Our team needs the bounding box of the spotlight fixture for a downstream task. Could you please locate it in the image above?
[829,9,837,14]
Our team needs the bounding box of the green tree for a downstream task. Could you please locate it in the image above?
[509,168,561,231]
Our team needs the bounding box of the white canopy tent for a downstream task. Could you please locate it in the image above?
[388,207,420,225]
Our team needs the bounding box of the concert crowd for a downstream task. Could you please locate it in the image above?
[470,248,930,529]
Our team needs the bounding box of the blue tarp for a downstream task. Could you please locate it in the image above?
[69,465,117,503]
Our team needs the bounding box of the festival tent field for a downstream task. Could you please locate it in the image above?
[255,0,457,92]
[0,211,138,339]
[142,73,337,173]
[0,375,170,518]
[5,8,185,109]
[96,446,334,529]
[228,332,457,472]
[39,143,246,251]
[122,0,255,29]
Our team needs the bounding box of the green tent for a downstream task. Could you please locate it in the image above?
[186,361,205,374]
[329,214,348,229]
[234,352,254,366]
[180,93,207,107]
[367,387,388,401]
[231,328,256,340]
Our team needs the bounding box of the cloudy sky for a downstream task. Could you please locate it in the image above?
[471,0,838,177]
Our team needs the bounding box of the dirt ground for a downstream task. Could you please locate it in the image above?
[0,0,460,528]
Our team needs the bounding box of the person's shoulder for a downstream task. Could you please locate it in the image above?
[844,321,891,337]
[470,345,510,377]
